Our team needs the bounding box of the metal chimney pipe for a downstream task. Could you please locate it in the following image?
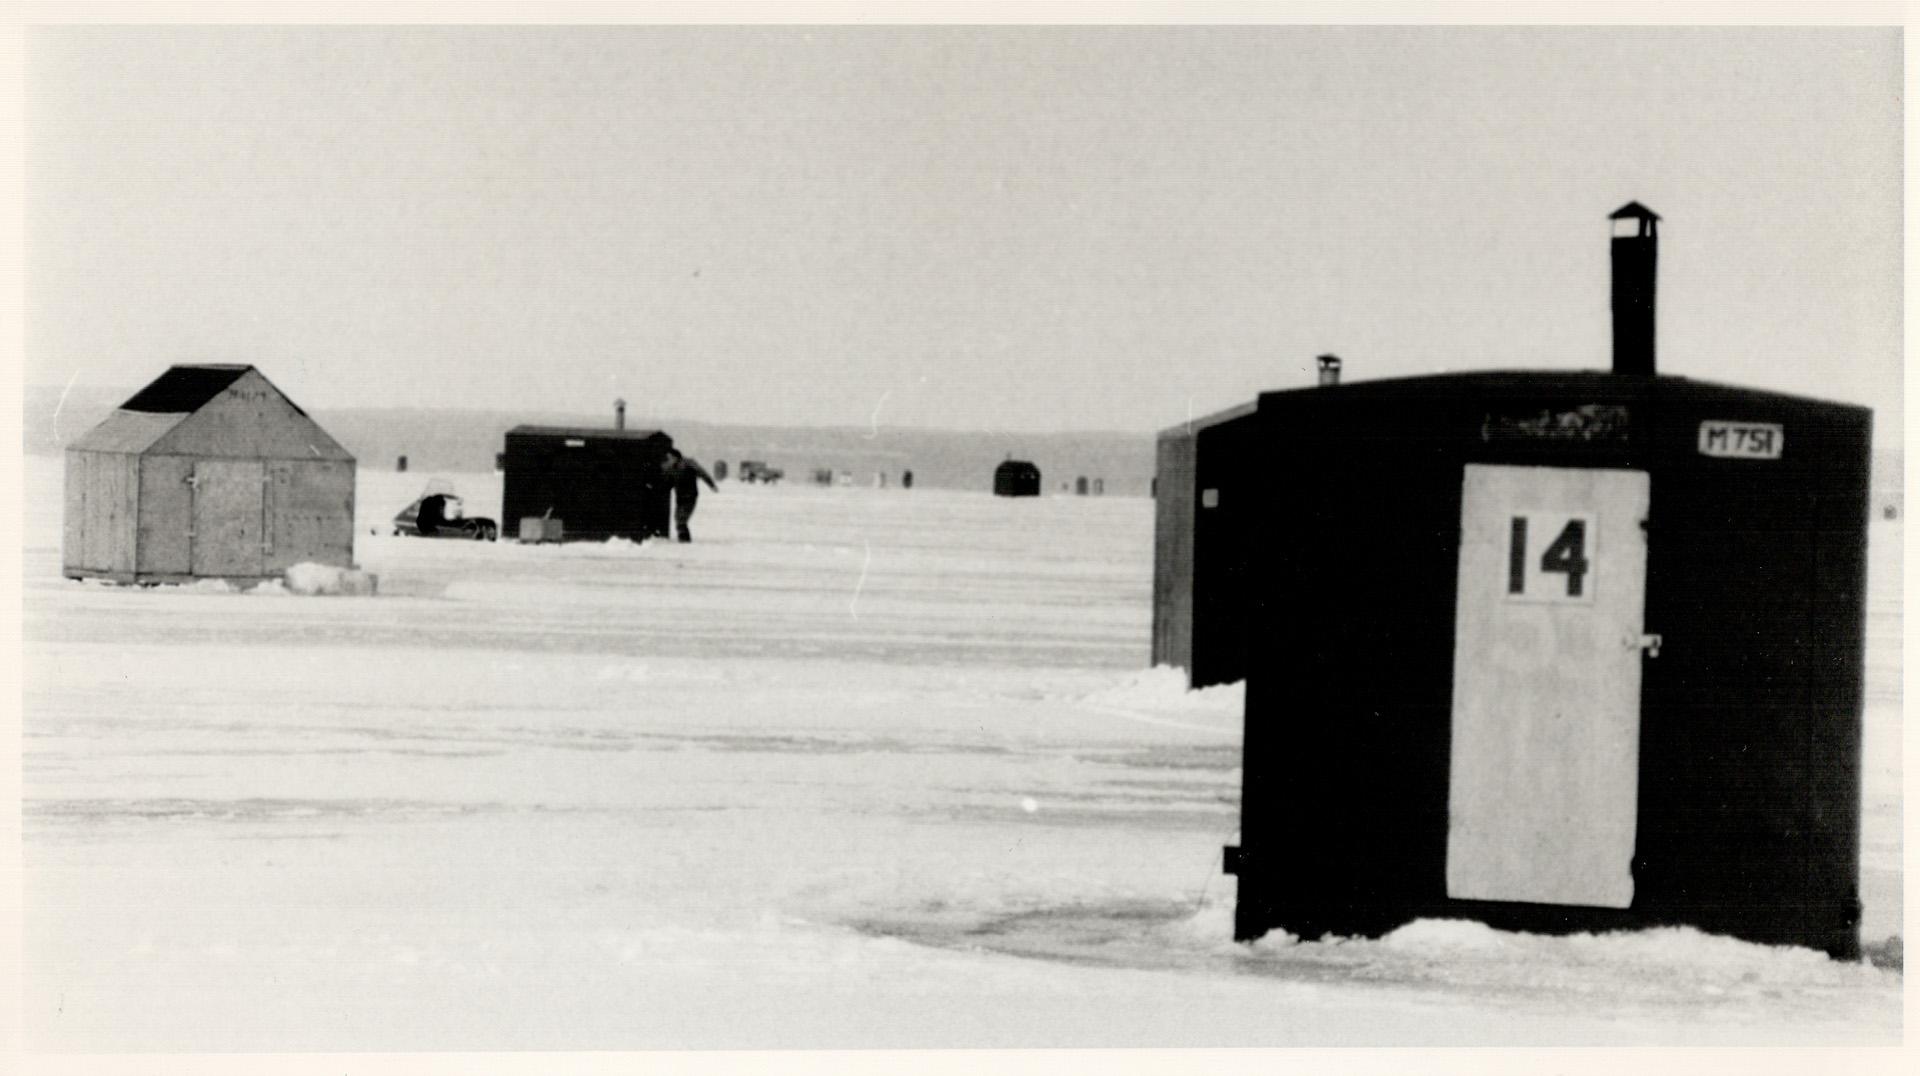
[1316,354,1343,386]
[614,398,627,430]
[1609,203,1660,376]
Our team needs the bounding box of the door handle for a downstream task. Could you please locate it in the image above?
[1631,633,1663,658]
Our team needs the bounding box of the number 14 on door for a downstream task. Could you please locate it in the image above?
[1507,512,1595,603]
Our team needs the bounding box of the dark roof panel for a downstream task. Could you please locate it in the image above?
[119,365,253,414]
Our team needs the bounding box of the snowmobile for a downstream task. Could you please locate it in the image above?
[392,485,498,541]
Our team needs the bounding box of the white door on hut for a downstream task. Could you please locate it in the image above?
[190,459,265,578]
[1447,464,1649,909]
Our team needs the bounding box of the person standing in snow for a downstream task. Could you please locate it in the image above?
[663,449,718,543]
[414,493,449,536]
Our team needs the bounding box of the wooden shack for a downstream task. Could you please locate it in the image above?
[64,364,357,583]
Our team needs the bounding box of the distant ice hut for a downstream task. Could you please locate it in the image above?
[63,364,357,584]
[993,459,1041,497]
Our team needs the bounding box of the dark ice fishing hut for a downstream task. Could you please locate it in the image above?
[499,424,676,542]
[1156,356,1346,689]
[1222,204,1871,958]
[1152,400,1260,689]
[994,459,1042,497]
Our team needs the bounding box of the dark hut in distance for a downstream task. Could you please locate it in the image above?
[993,459,1041,497]
[64,364,357,583]
[499,425,677,541]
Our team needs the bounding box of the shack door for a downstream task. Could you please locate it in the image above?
[190,459,265,577]
[1447,464,1649,909]
[265,460,354,573]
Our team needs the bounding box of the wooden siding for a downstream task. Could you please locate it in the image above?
[265,459,356,572]
[136,455,195,576]
[63,450,139,576]
[189,459,266,577]
[63,452,85,573]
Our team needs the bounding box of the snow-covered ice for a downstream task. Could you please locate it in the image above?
[19,461,1903,1050]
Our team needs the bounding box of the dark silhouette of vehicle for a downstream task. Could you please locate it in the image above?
[738,460,784,484]
[392,490,497,541]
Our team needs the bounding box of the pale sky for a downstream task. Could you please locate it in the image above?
[24,25,1903,443]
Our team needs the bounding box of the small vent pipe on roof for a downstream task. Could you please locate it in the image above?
[1317,354,1343,386]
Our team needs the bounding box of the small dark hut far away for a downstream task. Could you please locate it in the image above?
[993,458,1041,497]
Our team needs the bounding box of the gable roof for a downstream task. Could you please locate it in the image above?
[68,409,193,454]
[119,365,261,414]
[69,364,351,461]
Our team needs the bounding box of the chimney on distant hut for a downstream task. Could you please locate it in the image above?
[1317,354,1343,387]
[614,398,627,430]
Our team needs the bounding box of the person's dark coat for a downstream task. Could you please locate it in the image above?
[416,494,449,536]
[667,455,718,541]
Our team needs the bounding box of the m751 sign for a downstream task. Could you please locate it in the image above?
[1698,421,1784,459]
